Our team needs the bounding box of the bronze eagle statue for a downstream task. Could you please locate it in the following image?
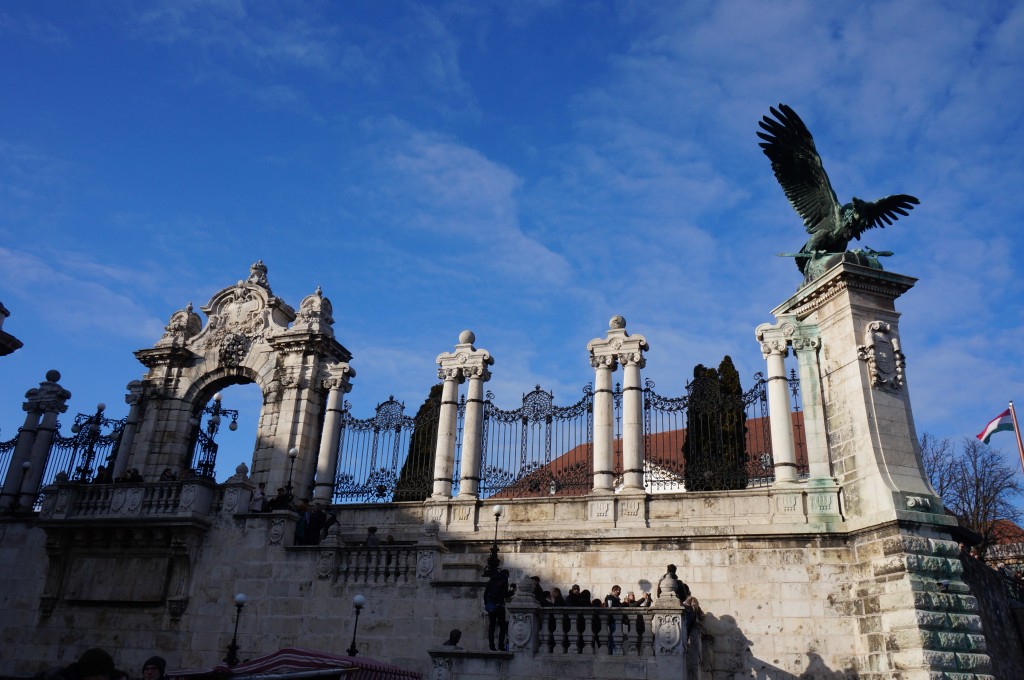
[758,104,919,282]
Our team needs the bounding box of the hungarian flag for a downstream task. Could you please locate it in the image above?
[977,409,1014,445]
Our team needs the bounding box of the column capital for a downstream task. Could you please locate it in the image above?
[124,380,146,407]
[322,363,356,392]
[435,330,494,382]
[587,315,648,368]
[756,318,820,357]
[23,370,72,415]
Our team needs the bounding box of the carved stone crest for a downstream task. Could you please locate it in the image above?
[416,550,434,579]
[509,612,534,651]
[316,551,335,580]
[858,321,905,392]
[653,613,683,655]
[179,484,197,511]
[269,518,286,544]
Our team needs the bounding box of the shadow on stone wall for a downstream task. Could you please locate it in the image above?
[959,552,1024,680]
[705,614,856,679]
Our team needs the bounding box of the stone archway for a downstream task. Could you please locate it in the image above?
[126,261,353,494]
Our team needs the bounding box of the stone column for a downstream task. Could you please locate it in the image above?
[111,381,146,480]
[313,367,354,503]
[430,371,462,499]
[589,355,616,493]
[587,316,648,496]
[431,330,493,501]
[457,361,492,499]
[619,352,646,492]
[1,390,45,508]
[18,372,71,509]
[755,323,798,485]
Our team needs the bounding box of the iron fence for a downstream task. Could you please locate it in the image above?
[323,370,807,504]
[0,430,17,489]
[331,393,446,504]
[480,385,594,499]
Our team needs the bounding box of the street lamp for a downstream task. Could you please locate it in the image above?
[70,403,106,482]
[346,594,366,657]
[483,504,504,577]
[286,448,299,500]
[6,460,31,513]
[224,593,247,667]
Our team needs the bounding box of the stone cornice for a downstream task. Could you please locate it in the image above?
[772,262,917,321]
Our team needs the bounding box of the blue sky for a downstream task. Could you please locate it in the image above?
[1,1,1022,481]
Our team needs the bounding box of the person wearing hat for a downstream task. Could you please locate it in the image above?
[141,656,166,680]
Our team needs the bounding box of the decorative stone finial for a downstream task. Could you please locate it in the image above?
[246,260,272,293]
[45,369,61,383]
[458,330,475,345]
[609,315,626,330]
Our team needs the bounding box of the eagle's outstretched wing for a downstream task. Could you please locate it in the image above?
[758,104,841,234]
[850,194,920,239]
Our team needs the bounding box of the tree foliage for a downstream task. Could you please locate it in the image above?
[393,383,442,502]
[920,433,1023,558]
[682,356,748,491]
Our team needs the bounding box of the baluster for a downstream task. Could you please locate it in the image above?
[538,611,552,652]
[567,611,580,654]
[583,610,597,653]
[640,610,655,656]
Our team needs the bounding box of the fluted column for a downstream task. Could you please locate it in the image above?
[111,381,146,480]
[590,355,616,493]
[313,366,354,503]
[755,323,798,485]
[18,372,71,509]
[619,352,646,492]
[587,316,648,495]
[457,363,491,499]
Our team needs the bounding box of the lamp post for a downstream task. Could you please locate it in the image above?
[70,403,106,482]
[346,593,366,656]
[7,460,31,513]
[286,447,299,500]
[190,392,239,478]
[483,504,504,577]
[224,593,247,667]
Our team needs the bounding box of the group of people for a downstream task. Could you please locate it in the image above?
[483,565,698,652]
[44,648,166,680]
[90,466,145,484]
[532,581,655,609]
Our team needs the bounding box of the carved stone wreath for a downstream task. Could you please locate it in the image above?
[857,321,905,392]
[220,333,251,366]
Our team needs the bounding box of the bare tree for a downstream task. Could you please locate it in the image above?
[920,433,1023,558]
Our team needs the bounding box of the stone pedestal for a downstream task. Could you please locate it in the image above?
[771,262,943,530]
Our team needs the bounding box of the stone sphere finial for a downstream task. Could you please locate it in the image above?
[45,369,61,382]
[458,329,475,345]
[609,315,626,330]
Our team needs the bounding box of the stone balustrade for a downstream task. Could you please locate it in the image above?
[38,479,218,521]
[505,602,697,659]
[335,544,419,583]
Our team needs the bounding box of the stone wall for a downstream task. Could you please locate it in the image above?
[0,487,998,680]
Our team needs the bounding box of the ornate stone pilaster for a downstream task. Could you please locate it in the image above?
[111,381,146,480]
[313,367,354,503]
[429,331,493,501]
[587,316,648,497]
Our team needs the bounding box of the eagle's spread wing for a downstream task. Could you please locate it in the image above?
[758,104,840,234]
[851,195,920,238]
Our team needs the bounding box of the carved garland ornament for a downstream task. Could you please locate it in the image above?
[857,321,906,392]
